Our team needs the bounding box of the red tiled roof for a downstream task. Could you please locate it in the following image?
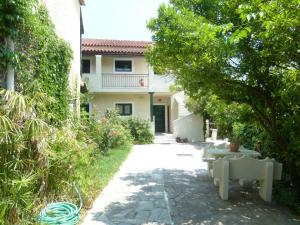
[82,39,152,56]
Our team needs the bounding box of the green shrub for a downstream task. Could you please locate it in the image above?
[86,116,106,153]
[125,117,154,144]
[104,109,132,149]
[197,93,300,210]
[107,123,132,148]
[87,109,132,154]
[46,125,94,193]
[0,90,49,224]
[228,122,245,143]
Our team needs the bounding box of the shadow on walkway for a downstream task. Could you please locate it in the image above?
[88,167,299,225]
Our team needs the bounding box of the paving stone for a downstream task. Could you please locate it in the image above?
[148,208,162,221]
[93,213,110,223]
[113,209,134,218]
[137,201,153,211]
[135,210,150,220]
[82,137,300,225]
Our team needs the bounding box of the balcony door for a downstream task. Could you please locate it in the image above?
[154,105,165,133]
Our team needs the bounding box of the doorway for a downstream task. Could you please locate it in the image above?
[153,105,165,132]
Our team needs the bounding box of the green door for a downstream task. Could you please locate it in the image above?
[153,105,165,132]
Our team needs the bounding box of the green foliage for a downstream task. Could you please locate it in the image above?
[87,109,133,154]
[15,3,73,124]
[0,90,50,224]
[187,91,251,138]
[147,0,300,201]
[76,143,132,210]
[0,2,134,224]
[0,0,34,81]
[234,123,263,150]
[125,117,154,144]
[229,122,244,143]
[0,90,133,224]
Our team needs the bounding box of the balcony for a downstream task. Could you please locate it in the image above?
[82,71,175,93]
[82,73,149,92]
[102,73,148,89]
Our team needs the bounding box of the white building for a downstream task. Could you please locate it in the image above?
[82,39,204,142]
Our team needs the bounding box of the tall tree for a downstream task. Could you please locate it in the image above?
[147,0,300,189]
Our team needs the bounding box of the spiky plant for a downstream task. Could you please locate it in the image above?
[0,89,49,224]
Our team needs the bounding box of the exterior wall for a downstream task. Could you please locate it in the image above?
[81,53,205,136]
[173,113,204,142]
[91,93,150,120]
[149,74,174,93]
[82,54,175,94]
[170,96,179,132]
[154,96,170,105]
[82,55,151,92]
[102,57,112,74]
[43,0,82,114]
[101,56,148,74]
[173,91,190,117]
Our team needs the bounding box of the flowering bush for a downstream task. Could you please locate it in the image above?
[87,109,132,154]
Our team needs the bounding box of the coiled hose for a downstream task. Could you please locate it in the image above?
[37,182,82,225]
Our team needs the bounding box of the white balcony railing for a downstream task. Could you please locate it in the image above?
[82,73,174,92]
[102,73,148,89]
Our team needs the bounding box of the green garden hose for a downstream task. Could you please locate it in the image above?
[37,183,82,225]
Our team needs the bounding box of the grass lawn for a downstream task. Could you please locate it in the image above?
[77,143,132,217]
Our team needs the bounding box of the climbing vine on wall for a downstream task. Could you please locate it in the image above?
[0,0,34,87]
[15,4,73,124]
[0,1,73,124]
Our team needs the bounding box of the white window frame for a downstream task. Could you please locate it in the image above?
[113,58,134,74]
[114,102,134,117]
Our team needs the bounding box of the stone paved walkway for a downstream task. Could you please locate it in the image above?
[81,136,299,225]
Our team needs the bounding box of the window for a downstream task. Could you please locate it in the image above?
[115,60,132,72]
[116,103,132,116]
[82,59,90,73]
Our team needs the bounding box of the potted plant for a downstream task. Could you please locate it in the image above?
[176,136,182,143]
[228,134,240,152]
[228,123,243,152]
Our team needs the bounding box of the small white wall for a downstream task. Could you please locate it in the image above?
[170,94,179,133]
[170,91,190,132]
[173,113,204,142]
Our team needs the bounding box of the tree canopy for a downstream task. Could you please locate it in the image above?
[147,0,300,190]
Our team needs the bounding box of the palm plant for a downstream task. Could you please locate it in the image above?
[0,89,49,224]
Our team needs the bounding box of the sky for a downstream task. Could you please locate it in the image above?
[82,0,168,41]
